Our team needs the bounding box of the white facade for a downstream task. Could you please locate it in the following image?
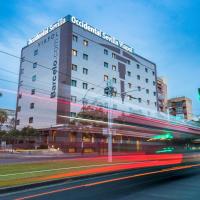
[16,16,158,130]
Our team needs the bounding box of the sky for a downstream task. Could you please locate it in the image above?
[0,0,200,115]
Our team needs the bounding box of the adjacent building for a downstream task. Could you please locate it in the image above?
[0,108,15,131]
[157,77,168,113]
[168,97,193,120]
[16,15,158,130]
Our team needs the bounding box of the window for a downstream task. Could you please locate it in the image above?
[113,104,117,110]
[153,81,156,86]
[104,75,108,81]
[112,65,116,71]
[31,89,35,95]
[83,53,88,60]
[71,96,77,103]
[146,89,149,94]
[34,49,38,56]
[104,62,108,68]
[113,91,117,97]
[112,78,117,83]
[137,64,140,69]
[29,117,33,123]
[72,64,77,71]
[155,102,157,107]
[33,62,37,69]
[145,68,148,73]
[138,86,141,91]
[138,98,142,103]
[71,80,77,87]
[137,75,140,80]
[153,91,156,96]
[17,106,21,112]
[83,40,88,46]
[32,75,36,82]
[72,35,78,42]
[18,93,22,99]
[83,68,88,75]
[112,53,116,58]
[145,78,149,83]
[16,120,20,125]
[128,95,132,100]
[30,103,34,109]
[83,82,88,89]
[104,49,108,55]
[127,71,131,76]
[70,112,76,117]
[72,49,77,56]
[147,100,150,105]
[20,68,24,74]
[128,83,132,89]
[127,60,130,65]
[152,71,155,76]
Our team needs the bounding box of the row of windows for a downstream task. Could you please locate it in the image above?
[72,64,88,74]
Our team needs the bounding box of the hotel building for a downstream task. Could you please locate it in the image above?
[15,15,158,130]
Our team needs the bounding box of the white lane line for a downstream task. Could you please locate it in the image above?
[0,161,140,177]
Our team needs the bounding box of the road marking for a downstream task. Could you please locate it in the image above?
[0,162,140,177]
[14,163,200,200]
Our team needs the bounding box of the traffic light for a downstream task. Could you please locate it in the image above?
[198,88,200,101]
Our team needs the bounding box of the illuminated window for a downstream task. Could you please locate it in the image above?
[83,40,88,46]
[72,49,77,56]
[104,75,108,81]
[112,65,116,71]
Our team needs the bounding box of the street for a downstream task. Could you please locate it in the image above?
[1,164,200,200]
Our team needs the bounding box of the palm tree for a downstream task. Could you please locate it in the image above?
[0,110,7,130]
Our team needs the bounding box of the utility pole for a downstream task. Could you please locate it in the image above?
[104,80,114,162]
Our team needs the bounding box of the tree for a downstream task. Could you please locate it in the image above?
[0,110,7,130]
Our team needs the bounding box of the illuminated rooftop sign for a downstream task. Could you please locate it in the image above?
[27,15,134,54]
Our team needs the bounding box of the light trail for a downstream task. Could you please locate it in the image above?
[14,163,200,200]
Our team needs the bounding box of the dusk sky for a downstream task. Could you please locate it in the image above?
[0,0,200,115]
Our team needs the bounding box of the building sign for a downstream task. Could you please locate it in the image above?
[50,33,59,98]
[70,16,134,54]
[27,17,66,45]
[27,15,134,54]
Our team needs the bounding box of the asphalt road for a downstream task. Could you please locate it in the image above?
[1,165,200,200]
